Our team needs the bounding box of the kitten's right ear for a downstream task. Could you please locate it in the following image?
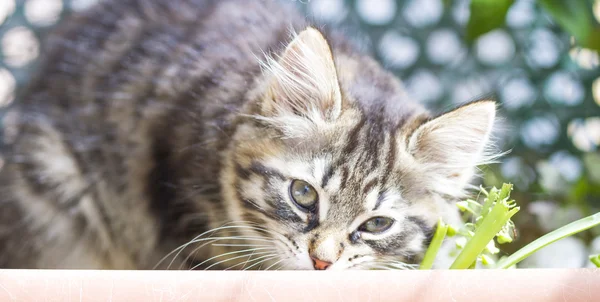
[407,100,498,197]
[259,27,342,135]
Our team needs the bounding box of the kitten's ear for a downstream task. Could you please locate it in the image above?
[407,101,498,195]
[262,27,342,124]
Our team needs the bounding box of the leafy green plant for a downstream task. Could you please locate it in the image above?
[421,183,600,269]
[466,0,600,52]
[451,184,519,269]
[465,0,514,42]
[496,212,600,268]
[420,218,449,270]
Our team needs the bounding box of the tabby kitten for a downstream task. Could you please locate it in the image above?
[0,0,498,270]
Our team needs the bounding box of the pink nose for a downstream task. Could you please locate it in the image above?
[310,256,332,270]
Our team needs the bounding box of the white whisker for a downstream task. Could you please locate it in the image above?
[193,247,277,270]
[211,243,272,247]
[161,225,279,269]
[178,236,277,270]
[264,257,287,271]
[154,221,289,271]
[156,223,255,269]
[242,254,281,271]
[198,251,276,270]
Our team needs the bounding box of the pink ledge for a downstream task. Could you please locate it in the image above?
[0,269,599,301]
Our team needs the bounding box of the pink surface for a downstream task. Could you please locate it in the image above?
[1,269,599,301]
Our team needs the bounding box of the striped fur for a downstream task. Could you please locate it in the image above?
[0,0,498,269]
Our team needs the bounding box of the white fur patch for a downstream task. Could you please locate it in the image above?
[312,157,329,184]
[318,236,337,260]
[325,173,342,191]
[364,185,380,211]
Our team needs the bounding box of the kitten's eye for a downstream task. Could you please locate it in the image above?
[289,180,318,211]
[359,217,394,233]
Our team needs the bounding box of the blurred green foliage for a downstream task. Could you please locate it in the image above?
[467,0,600,51]
[466,0,514,43]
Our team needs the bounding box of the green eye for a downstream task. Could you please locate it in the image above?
[359,217,394,233]
[289,180,318,211]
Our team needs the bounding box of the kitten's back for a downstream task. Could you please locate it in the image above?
[0,0,306,269]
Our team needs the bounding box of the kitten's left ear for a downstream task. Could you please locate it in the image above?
[261,27,342,126]
[407,101,498,196]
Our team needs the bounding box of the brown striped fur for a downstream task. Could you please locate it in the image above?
[0,0,498,269]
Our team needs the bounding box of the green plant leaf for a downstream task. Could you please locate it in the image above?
[450,184,519,269]
[420,218,448,270]
[465,0,514,43]
[538,0,600,51]
[496,212,600,269]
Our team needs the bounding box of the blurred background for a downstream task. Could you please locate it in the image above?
[0,0,599,268]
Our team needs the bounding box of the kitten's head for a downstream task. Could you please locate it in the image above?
[221,27,498,270]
